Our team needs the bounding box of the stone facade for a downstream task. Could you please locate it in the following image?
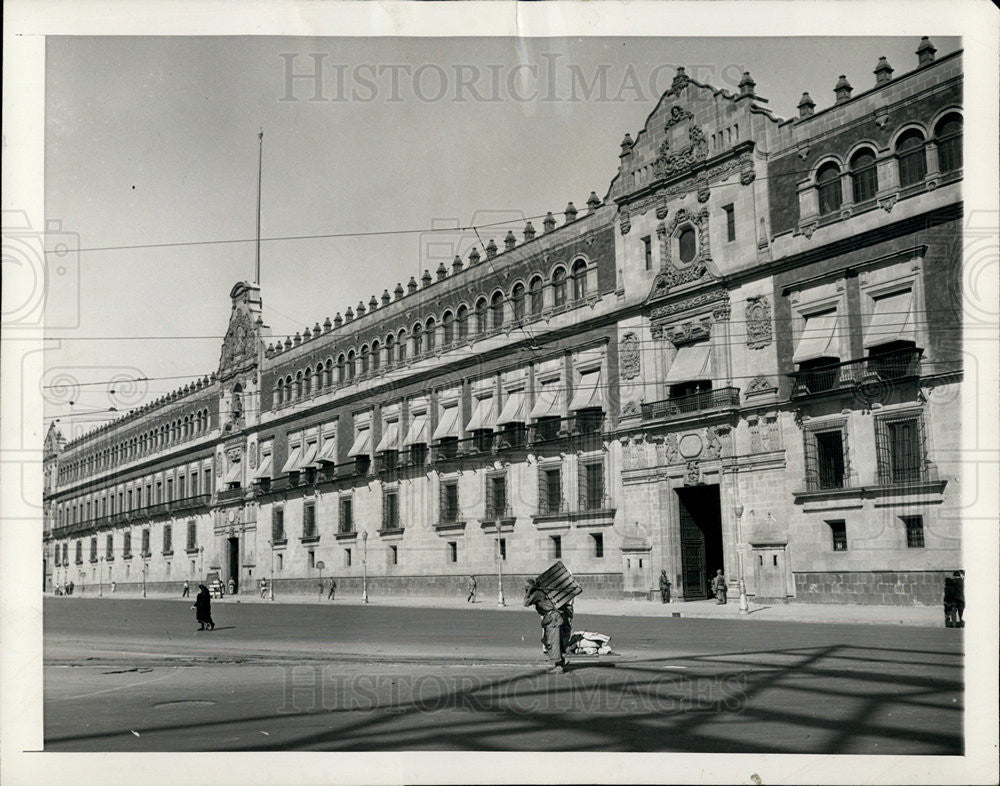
[44,41,964,606]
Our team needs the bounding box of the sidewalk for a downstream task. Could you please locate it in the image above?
[110,589,947,628]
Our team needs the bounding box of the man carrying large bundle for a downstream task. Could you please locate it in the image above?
[523,560,581,674]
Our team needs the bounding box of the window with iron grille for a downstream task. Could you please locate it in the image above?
[90,537,97,563]
[550,535,562,559]
[828,519,847,551]
[302,502,317,538]
[163,524,172,554]
[936,115,962,173]
[642,235,653,270]
[723,204,736,242]
[499,538,507,561]
[440,481,460,523]
[486,473,507,519]
[271,508,285,542]
[875,415,925,485]
[591,532,604,558]
[123,532,132,558]
[389,545,398,565]
[902,515,925,548]
[409,443,428,467]
[804,428,848,490]
[534,417,561,443]
[538,465,562,514]
[816,162,842,215]
[186,521,197,551]
[141,528,151,557]
[448,541,457,563]
[106,534,114,560]
[896,130,927,187]
[850,149,878,203]
[75,541,83,564]
[579,460,605,511]
[382,490,400,530]
[339,497,354,533]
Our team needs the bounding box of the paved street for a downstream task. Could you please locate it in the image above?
[44,597,963,753]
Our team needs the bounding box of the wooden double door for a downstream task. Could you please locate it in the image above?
[677,485,723,599]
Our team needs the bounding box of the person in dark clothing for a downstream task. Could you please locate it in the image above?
[327,578,337,600]
[711,569,728,604]
[943,571,965,627]
[467,575,477,603]
[659,570,671,603]
[193,584,215,631]
[523,579,569,673]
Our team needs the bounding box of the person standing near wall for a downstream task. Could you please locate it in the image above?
[182,580,190,598]
[467,575,477,603]
[659,570,671,603]
[328,578,337,600]
[711,569,728,605]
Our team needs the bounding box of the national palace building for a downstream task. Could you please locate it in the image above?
[44,40,964,605]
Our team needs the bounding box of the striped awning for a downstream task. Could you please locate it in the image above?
[664,342,713,384]
[224,462,243,484]
[569,370,603,411]
[496,390,526,425]
[864,290,915,348]
[465,396,495,431]
[376,421,400,453]
[298,441,319,469]
[530,381,562,419]
[252,453,272,480]
[793,311,840,363]
[279,445,301,474]
[347,428,371,458]
[315,437,337,464]
[433,405,460,441]
[403,414,429,446]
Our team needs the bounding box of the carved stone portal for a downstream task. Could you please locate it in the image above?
[745,296,773,349]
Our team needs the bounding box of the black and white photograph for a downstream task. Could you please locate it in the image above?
[2,2,998,784]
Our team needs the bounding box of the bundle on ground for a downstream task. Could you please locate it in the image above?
[567,631,612,655]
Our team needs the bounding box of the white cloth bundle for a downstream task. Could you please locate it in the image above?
[568,630,612,655]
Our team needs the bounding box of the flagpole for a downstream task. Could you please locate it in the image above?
[255,129,263,287]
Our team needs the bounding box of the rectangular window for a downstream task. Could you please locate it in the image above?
[448,541,458,563]
[580,461,605,511]
[805,429,847,491]
[723,204,735,242]
[499,538,507,561]
[178,474,186,500]
[592,532,604,559]
[440,481,460,523]
[276,553,283,571]
[389,545,398,565]
[383,490,400,530]
[828,520,847,551]
[302,502,317,538]
[141,528,150,557]
[163,524,172,554]
[76,541,83,564]
[123,532,132,558]
[308,550,315,569]
[156,482,162,504]
[90,537,97,563]
[345,548,352,567]
[271,508,285,542]
[876,416,924,485]
[340,497,354,533]
[539,466,562,514]
[204,468,212,495]
[551,535,562,559]
[487,474,507,519]
[106,534,114,560]
[186,521,197,551]
[642,235,653,270]
[902,515,925,548]
[166,478,173,502]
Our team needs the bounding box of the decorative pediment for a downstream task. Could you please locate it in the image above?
[219,308,259,379]
[652,122,709,180]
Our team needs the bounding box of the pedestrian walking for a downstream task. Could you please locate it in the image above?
[659,570,671,603]
[259,578,268,599]
[711,569,728,604]
[327,578,337,600]
[467,575,477,603]
[943,570,965,627]
[182,580,190,598]
[523,578,570,673]
[68,581,75,596]
[192,584,215,631]
[111,580,116,593]
[228,577,236,596]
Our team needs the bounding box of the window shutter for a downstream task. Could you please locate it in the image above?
[917,415,928,479]
[578,459,587,510]
[538,468,549,514]
[485,474,495,517]
[439,480,448,521]
[803,432,819,491]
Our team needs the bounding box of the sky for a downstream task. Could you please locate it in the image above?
[43,35,961,440]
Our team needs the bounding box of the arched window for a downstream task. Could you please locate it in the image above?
[324,359,334,387]
[850,148,878,203]
[425,317,436,351]
[475,298,488,333]
[371,340,380,371]
[337,354,346,383]
[442,311,455,344]
[571,259,588,300]
[896,130,926,187]
[284,376,293,404]
[295,371,304,399]
[936,114,962,173]
[490,291,504,329]
[552,268,567,307]
[529,276,543,316]
[360,345,370,375]
[678,227,697,264]
[412,322,423,355]
[315,363,324,390]
[456,305,469,339]
[397,329,407,363]
[817,162,842,215]
[275,379,284,406]
[385,333,395,366]
[302,368,311,397]
[511,283,525,321]
[347,350,356,380]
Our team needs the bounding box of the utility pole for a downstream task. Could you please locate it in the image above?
[362,531,369,604]
[496,527,506,607]
[254,129,263,287]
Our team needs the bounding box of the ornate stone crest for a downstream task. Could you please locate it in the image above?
[745,296,773,349]
[620,332,641,380]
[619,208,631,235]
[684,460,702,486]
[218,306,257,379]
[878,194,898,213]
[248,441,258,470]
[652,123,709,180]
[745,375,777,396]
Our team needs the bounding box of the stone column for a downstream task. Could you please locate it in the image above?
[711,303,733,387]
